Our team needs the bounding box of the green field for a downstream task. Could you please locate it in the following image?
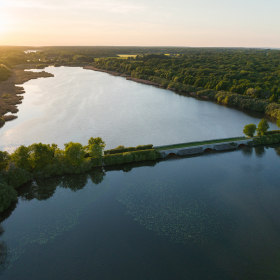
[117,54,137,58]
[155,137,246,151]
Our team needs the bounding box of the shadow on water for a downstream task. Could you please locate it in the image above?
[0,225,8,276]
[1,146,280,279]
[0,160,160,223]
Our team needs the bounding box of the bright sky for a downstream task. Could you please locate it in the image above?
[0,0,279,47]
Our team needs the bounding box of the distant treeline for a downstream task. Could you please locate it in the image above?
[91,50,280,120]
[0,137,160,213]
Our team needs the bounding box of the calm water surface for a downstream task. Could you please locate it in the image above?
[0,66,278,152]
[1,145,280,279]
[1,67,280,279]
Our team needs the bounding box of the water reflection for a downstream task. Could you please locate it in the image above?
[18,168,106,202]
[255,146,266,157]
[0,225,8,275]
[274,146,280,157]
[241,146,253,157]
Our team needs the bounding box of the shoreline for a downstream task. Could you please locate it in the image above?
[0,67,54,128]
[83,66,165,88]
[83,65,280,122]
[1,133,280,213]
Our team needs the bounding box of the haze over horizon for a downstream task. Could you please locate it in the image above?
[0,0,279,47]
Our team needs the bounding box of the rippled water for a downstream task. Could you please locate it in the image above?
[0,66,278,152]
[1,145,280,279]
[1,67,280,279]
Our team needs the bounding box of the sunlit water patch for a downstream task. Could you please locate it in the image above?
[0,66,278,152]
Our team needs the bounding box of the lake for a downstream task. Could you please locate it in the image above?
[1,145,280,279]
[0,67,280,279]
[0,66,278,152]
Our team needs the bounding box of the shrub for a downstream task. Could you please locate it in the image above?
[91,157,102,167]
[103,154,118,165]
[104,147,135,155]
[104,144,153,155]
[0,151,10,171]
[136,144,153,150]
[0,179,17,212]
[11,145,32,171]
[243,124,256,137]
[123,152,133,163]
[4,165,33,188]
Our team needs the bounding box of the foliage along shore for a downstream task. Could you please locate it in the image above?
[89,50,280,121]
[0,138,160,213]
[2,129,280,213]
[86,64,280,122]
[0,67,54,128]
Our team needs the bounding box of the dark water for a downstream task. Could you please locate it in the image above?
[1,145,280,279]
[0,66,278,153]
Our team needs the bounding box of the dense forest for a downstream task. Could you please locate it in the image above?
[1,46,280,118]
[92,49,280,101]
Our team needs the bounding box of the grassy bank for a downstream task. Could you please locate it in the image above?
[155,137,246,151]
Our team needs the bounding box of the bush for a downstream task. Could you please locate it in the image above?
[104,144,153,155]
[4,165,33,188]
[131,150,148,162]
[252,134,280,145]
[103,154,118,165]
[91,157,102,167]
[0,151,10,171]
[136,144,153,150]
[123,152,133,163]
[104,147,135,155]
[0,179,17,212]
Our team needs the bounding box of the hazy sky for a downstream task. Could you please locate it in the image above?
[0,0,279,47]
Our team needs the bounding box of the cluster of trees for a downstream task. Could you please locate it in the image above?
[243,118,280,138]
[0,64,12,82]
[0,137,106,212]
[0,138,160,212]
[243,119,271,137]
[93,49,280,102]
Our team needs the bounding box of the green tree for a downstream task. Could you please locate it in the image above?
[256,119,270,136]
[10,145,32,171]
[88,137,106,150]
[0,151,10,171]
[29,143,55,170]
[277,118,280,128]
[88,144,102,158]
[243,124,256,137]
[64,142,86,166]
[0,179,17,212]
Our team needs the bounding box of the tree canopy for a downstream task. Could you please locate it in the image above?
[243,124,256,137]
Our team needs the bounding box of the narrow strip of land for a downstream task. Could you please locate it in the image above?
[155,137,246,151]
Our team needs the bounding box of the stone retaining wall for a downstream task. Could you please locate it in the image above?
[158,139,252,158]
